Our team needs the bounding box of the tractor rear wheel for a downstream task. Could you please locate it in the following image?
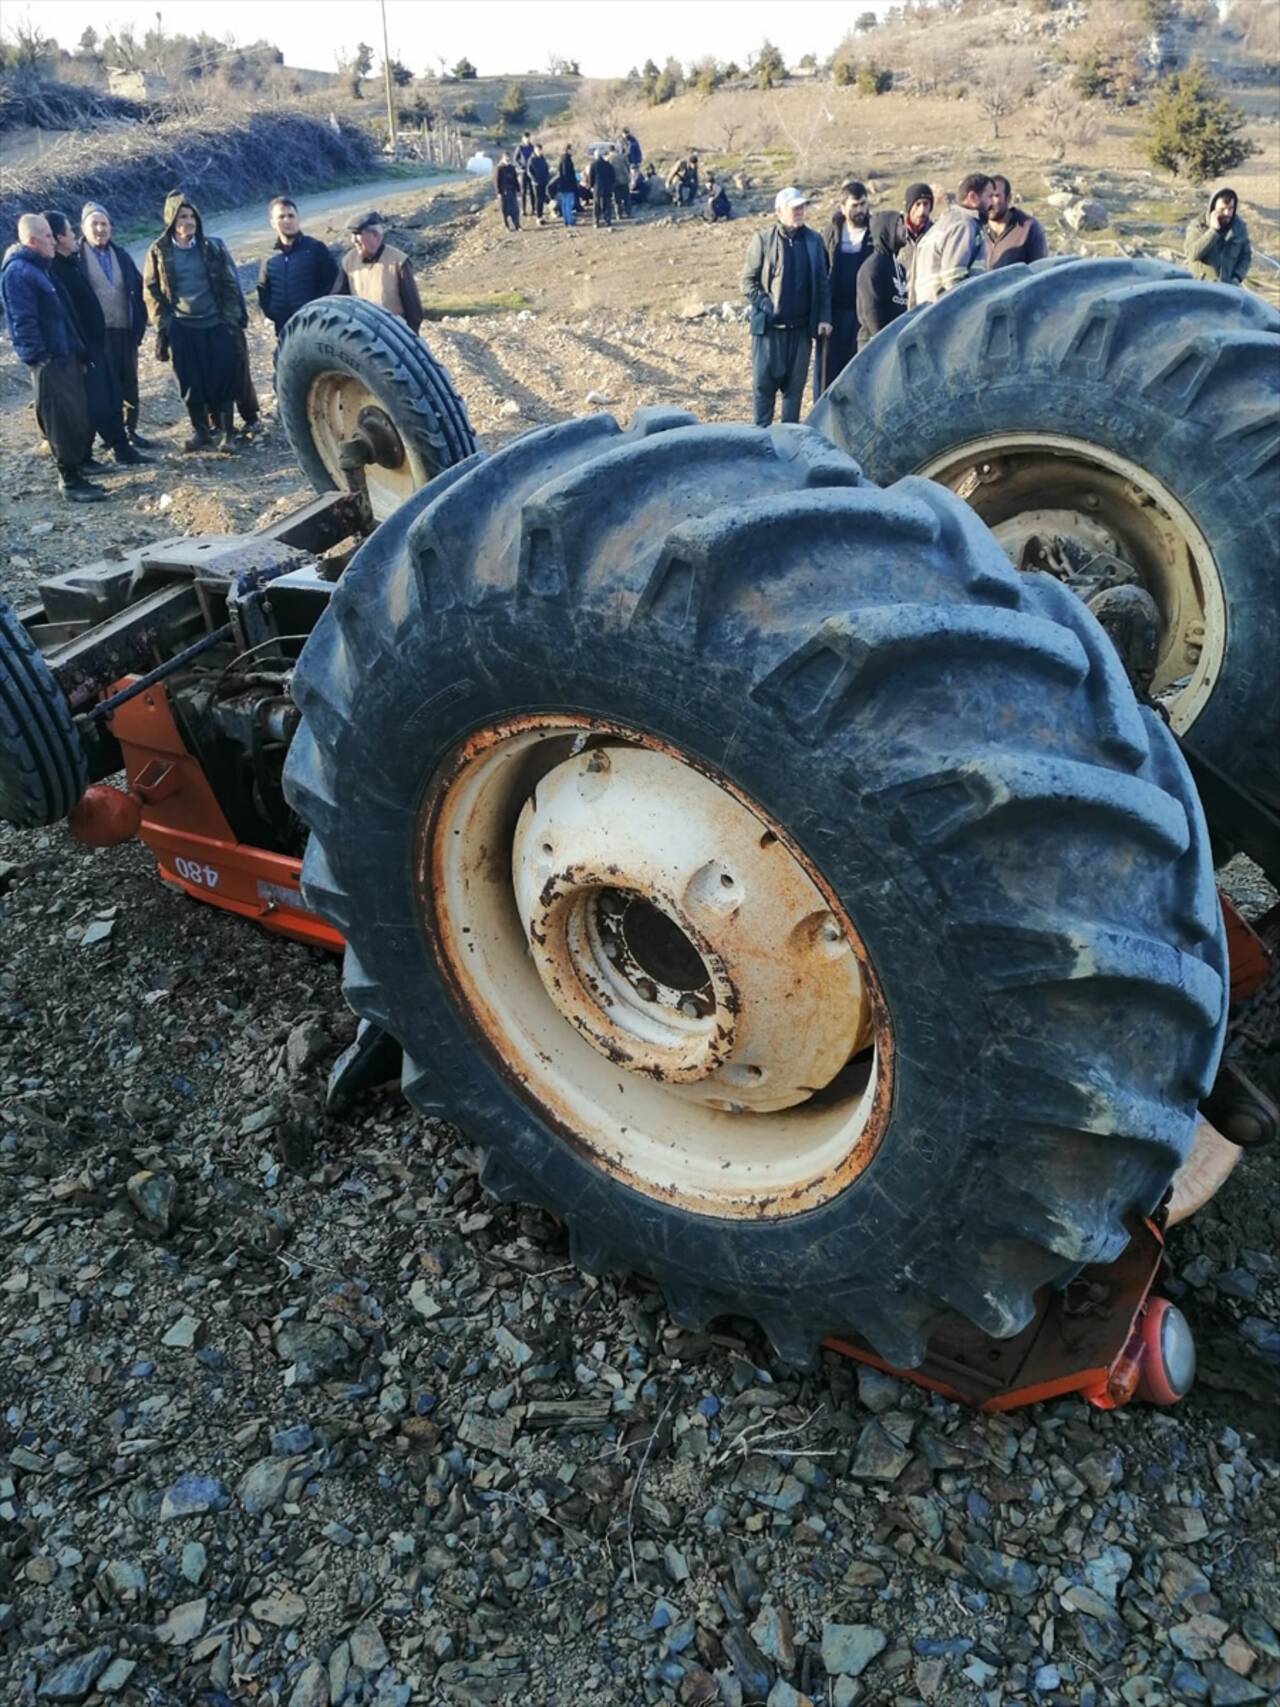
[285,414,1227,1369]
[0,599,87,828]
[275,297,476,524]
[809,259,1280,809]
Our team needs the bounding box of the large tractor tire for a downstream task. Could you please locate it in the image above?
[0,599,87,828]
[275,296,476,524]
[284,414,1227,1369]
[809,258,1280,809]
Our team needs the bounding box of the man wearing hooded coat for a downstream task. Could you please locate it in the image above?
[143,191,242,451]
[855,210,911,351]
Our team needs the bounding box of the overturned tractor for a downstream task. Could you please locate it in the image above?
[2,267,1277,1412]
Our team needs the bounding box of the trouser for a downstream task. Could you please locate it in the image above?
[32,354,90,474]
[558,192,576,226]
[614,183,631,218]
[230,326,260,426]
[751,328,811,427]
[813,308,858,403]
[520,172,536,214]
[501,191,521,231]
[83,349,128,450]
[594,193,612,228]
[102,326,141,434]
[533,183,548,217]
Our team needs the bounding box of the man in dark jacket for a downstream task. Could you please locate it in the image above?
[740,187,833,426]
[494,153,521,231]
[515,132,537,216]
[1,214,103,501]
[898,181,934,309]
[984,175,1047,269]
[855,211,909,351]
[1185,186,1251,285]
[143,191,243,452]
[46,212,148,467]
[622,127,642,169]
[704,177,732,222]
[815,181,872,398]
[555,147,579,227]
[257,196,338,337]
[528,144,551,223]
[79,201,150,447]
[587,152,615,229]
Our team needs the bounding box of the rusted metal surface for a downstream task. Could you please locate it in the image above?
[417,715,893,1218]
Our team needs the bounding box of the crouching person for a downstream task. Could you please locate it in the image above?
[143,192,242,451]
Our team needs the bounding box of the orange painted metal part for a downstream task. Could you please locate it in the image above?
[104,678,344,953]
[68,783,144,848]
[1221,892,1270,1002]
[823,1218,1171,1412]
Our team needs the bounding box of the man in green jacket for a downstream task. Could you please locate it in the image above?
[1184,187,1251,286]
[142,191,244,451]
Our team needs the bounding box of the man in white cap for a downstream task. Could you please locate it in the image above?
[78,201,151,448]
[740,187,832,426]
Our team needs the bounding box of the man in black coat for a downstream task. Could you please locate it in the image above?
[46,211,147,467]
[815,180,872,398]
[587,152,615,229]
[739,187,832,426]
[515,132,537,216]
[78,201,150,447]
[854,211,910,351]
[257,196,339,338]
[528,144,551,223]
[494,153,521,231]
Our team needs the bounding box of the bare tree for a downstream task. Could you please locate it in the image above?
[975,47,1038,138]
[1030,83,1101,162]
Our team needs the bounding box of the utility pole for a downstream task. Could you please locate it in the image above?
[380,0,397,154]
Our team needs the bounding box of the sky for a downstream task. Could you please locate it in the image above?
[18,0,887,80]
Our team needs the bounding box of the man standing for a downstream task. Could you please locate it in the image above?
[330,213,424,330]
[1185,187,1251,285]
[257,196,338,338]
[816,181,872,398]
[740,187,832,427]
[46,212,147,467]
[911,173,994,305]
[528,144,551,224]
[984,175,1047,269]
[587,151,615,229]
[1,214,103,501]
[556,146,578,228]
[606,142,630,219]
[78,202,149,448]
[622,127,642,170]
[494,153,521,232]
[515,132,537,218]
[143,191,243,452]
[855,211,910,351]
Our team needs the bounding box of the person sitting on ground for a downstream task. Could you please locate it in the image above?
[0,213,104,501]
[688,153,701,197]
[910,172,993,306]
[704,175,732,223]
[630,163,650,207]
[855,210,910,352]
[45,211,147,468]
[78,201,150,449]
[587,150,616,229]
[815,180,872,399]
[329,212,424,331]
[984,174,1047,270]
[528,144,552,223]
[257,195,339,339]
[495,152,521,232]
[1185,186,1251,285]
[142,190,243,453]
[666,158,696,207]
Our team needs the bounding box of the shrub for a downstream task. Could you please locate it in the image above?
[451,57,478,80]
[651,57,683,104]
[1072,49,1111,100]
[754,40,786,90]
[1145,64,1259,181]
[856,64,893,95]
[499,80,527,124]
[452,100,479,124]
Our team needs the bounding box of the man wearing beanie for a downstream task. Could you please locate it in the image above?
[78,202,151,448]
[1185,187,1251,285]
[740,187,832,426]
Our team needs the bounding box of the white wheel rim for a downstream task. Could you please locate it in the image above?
[305,372,423,522]
[917,433,1227,735]
[418,717,891,1218]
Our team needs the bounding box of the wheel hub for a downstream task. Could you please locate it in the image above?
[420,718,890,1216]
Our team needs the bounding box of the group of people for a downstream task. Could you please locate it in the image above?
[1,192,426,502]
[493,129,731,232]
[742,171,1253,427]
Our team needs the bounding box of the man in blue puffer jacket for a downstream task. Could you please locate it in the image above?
[256,196,339,338]
[0,212,104,502]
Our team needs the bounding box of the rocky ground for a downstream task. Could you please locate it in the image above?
[2,177,1278,1707]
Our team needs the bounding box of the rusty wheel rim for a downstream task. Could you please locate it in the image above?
[305,372,419,522]
[918,433,1226,734]
[416,717,892,1218]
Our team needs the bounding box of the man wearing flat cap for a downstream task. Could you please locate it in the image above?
[330,211,424,331]
[740,187,832,427]
[78,201,151,448]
